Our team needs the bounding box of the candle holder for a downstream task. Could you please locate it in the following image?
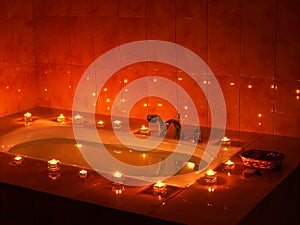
[73,114,83,126]
[13,156,23,166]
[113,171,124,185]
[57,114,66,124]
[139,125,150,135]
[224,160,235,175]
[47,159,60,180]
[204,169,217,184]
[97,120,105,128]
[24,112,32,126]
[112,120,122,130]
[153,181,167,196]
[78,169,88,179]
[221,136,231,146]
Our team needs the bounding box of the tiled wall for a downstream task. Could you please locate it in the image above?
[0,0,299,138]
[0,0,37,115]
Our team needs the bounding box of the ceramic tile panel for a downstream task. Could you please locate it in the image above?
[0,0,12,21]
[11,0,33,18]
[274,79,300,137]
[0,68,17,116]
[119,0,146,17]
[176,0,206,18]
[208,0,241,76]
[241,0,276,78]
[69,0,92,16]
[119,18,147,45]
[70,17,95,66]
[176,18,207,62]
[216,76,241,131]
[240,78,274,134]
[146,0,175,17]
[35,17,71,64]
[0,20,13,68]
[33,0,71,17]
[94,17,120,58]
[92,0,118,17]
[147,18,175,42]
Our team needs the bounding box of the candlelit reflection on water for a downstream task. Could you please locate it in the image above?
[8,138,204,176]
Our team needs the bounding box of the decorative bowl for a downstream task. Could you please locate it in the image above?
[240,149,285,170]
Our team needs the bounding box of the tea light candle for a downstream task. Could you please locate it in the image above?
[221,136,231,146]
[204,169,217,184]
[113,171,124,185]
[224,160,235,175]
[97,120,105,128]
[78,169,88,179]
[24,112,32,122]
[14,156,23,166]
[139,125,150,134]
[112,120,122,130]
[112,184,125,195]
[57,114,66,124]
[73,114,83,125]
[47,159,60,171]
[153,181,167,196]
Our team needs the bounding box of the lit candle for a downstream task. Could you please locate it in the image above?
[73,114,83,125]
[24,112,32,122]
[78,169,88,179]
[57,114,66,124]
[204,169,217,184]
[47,159,60,180]
[112,184,125,195]
[224,160,235,175]
[139,125,150,134]
[14,156,23,166]
[113,171,124,185]
[97,120,105,128]
[153,181,167,196]
[221,136,231,146]
[112,120,122,130]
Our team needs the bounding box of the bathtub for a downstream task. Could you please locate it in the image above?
[0,119,240,187]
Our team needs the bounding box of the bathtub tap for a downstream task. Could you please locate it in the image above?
[146,114,181,139]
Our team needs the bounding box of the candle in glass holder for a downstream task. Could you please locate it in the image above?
[73,114,83,125]
[112,184,125,195]
[78,169,88,179]
[139,125,150,135]
[97,120,105,128]
[153,181,167,196]
[24,112,32,122]
[204,169,217,184]
[221,136,231,146]
[14,156,23,166]
[57,114,66,124]
[47,159,60,180]
[112,120,122,130]
[224,160,235,175]
[113,171,124,185]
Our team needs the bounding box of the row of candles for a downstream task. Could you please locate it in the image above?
[12,155,236,196]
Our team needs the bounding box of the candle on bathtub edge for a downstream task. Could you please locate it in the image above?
[73,114,83,125]
[47,159,60,180]
[113,171,124,185]
[57,114,66,124]
[24,112,32,122]
[14,156,23,166]
[97,120,105,128]
[204,169,217,184]
[221,136,231,146]
[78,169,88,179]
[139,125,150,134]
[224,160,235,175]
[153,181,167,196]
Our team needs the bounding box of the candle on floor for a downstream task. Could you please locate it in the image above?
[24,112,32,122]
[153,181,167,196]
[204,169,217,184]
[78,169,88,179]
[14,156,23,166]
[221,136,231,146]
[57,114,66,124]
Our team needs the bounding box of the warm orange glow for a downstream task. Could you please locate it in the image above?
[106,98,110,103]
[142,153,146,158]
[123,79,128,83]
[297,96,299,100]
[258,113,262,118]
[154,180,166,188]
[186,162,195,169]
[44,88,48,91]
[6,86,9,89]
[230,82,235,86]
[296,89,300,94]
[79,169,88,179]
[143,103,148,107]
[103,87,108,92]
[258,122,262,126]
[113,171,123,178]
[57,114,66,123]
[206,169,216,176]
[221,136,231,145]
[157,103,163,107]
[248,84,252,89]
[14,156,23,165]
[178,77,183,81]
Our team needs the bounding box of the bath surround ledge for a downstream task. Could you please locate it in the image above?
[0,107,299,225]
